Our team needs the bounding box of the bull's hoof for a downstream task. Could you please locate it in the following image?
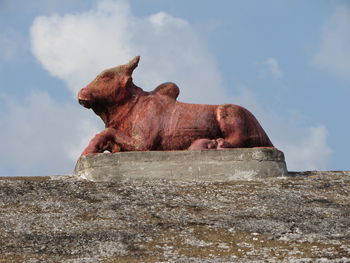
[188,138,218,150]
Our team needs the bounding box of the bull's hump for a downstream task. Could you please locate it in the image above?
[152,82,179,100]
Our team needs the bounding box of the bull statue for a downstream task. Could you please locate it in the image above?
[78,56,273,156]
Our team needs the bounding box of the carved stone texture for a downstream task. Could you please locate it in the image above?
[74,148,288,182]
[78,56,273,156]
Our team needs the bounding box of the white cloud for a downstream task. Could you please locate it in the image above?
[258,57,283,79]
[30,0,226,104]
[313,5,350,82]
[0,92,102,176]
[232,87,332,171]
[280,126,332,171]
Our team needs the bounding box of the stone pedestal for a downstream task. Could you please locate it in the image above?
[74,148,288,182]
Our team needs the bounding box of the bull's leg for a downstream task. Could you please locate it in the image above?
[216,104,274,148]
[215,105,247,149]
[188,138,218,150]
[81,128,120,156]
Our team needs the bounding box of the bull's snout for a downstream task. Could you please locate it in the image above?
[78,87,93,108]
[78,99,92,108]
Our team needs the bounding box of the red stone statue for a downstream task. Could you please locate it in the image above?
[78,56,273,156]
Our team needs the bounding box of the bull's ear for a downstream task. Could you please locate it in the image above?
[125,56,140,76]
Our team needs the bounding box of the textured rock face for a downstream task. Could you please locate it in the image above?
[0,172,350,262]
[74,148,288,182]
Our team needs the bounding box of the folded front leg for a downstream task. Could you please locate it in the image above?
[81,127,157,156]
[81,128,119,156]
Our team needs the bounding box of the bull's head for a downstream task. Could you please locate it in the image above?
[78,56,140,109]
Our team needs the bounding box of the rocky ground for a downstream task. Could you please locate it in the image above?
[0,171,350,262]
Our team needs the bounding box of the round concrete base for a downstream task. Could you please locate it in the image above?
[74,148,288,182]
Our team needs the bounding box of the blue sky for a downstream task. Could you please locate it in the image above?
[0,0,349,176]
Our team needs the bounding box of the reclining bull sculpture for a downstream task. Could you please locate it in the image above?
[78,56,273,156]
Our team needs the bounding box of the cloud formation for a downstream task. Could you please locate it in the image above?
[258,57,283,79]
[280,126,332,171]
[265,57,283,78]
[0,92,102,176]
[30,0,226,104]
[313,5,350,82]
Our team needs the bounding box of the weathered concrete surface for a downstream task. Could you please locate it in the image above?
[1,171,350,262]
[75,148,287,182]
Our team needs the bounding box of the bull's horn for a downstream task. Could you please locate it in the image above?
[125,56,140,75]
